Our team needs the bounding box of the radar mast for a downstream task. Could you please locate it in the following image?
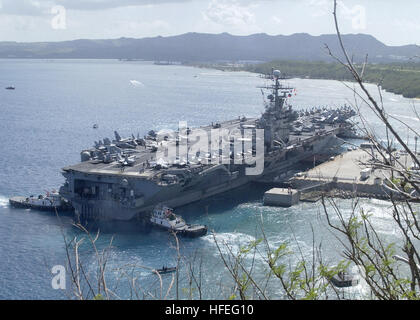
[258,69,294,110]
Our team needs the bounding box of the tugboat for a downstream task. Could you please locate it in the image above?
[150,205,207,238]
[330,270,360,288]
[9,191,73,212]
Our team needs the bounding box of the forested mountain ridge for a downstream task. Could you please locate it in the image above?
[0,32,418,63]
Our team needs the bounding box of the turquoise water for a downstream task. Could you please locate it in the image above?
[0,59,418,299]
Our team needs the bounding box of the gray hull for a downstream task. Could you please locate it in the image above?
[61,133,340,221]
[59,74,355,222]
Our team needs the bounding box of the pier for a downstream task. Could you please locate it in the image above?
[264,147,418,206]
[263,188,300,207]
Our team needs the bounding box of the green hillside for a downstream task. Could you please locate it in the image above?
[245,61,420,99]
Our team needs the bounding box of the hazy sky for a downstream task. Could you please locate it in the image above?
[0,0,419,45]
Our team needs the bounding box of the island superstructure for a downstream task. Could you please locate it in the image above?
[59,70,356,221]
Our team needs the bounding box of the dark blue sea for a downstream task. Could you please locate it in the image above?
[0,59,418,299]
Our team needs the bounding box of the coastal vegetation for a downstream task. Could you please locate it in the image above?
[193,60,420,100]
[61,1,419,301]
[63,45,420,302]
[245,60,420,99]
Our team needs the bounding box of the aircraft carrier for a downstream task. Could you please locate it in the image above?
[59,70,356,221]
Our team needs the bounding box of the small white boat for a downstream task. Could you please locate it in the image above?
[150,205,207,237]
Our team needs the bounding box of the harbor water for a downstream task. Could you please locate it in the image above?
[0,59,418,299]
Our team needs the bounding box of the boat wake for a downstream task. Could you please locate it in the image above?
[390,113,419,122]
[367,198,392,206]
[342,265,371,299]
[130,80,144,87]
[199,72,230,77]
[0,196,9,208]
[202,232,257,256]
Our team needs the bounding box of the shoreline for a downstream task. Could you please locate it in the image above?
[187,62,420,100]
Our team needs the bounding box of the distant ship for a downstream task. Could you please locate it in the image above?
[5,86,15,90]
[59,69,356,222]
[119,58,144,62]
[153,61,180,66]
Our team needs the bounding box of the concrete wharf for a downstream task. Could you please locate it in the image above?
[263,148,418,206]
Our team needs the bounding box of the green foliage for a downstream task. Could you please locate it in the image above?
[239,239,262,256]
[386,177,413,192]
[245,60,420,99]
[319,260,350,280]
[386,178,402,188]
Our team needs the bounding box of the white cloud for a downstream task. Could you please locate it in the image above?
[0,0,192,16]
[308,0,331,18]
[0,0,417,45]
[271,16,282,25]
[57,0,192,11]
[308,0,366,30]
[203,0,257,28]
[393,19,420,31]
[118,19,171,34]
[0,14,40,31]
[0,0,50,16]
